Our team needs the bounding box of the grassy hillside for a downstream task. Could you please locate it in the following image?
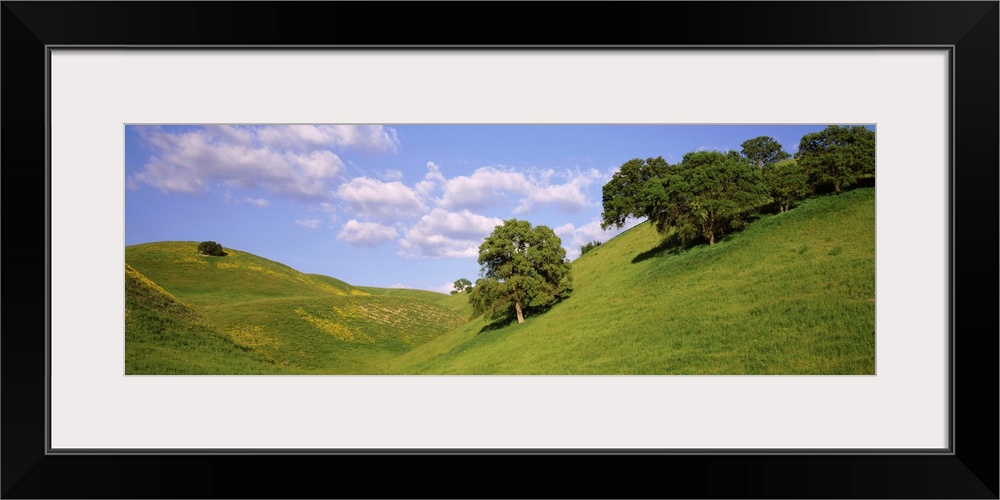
[125,242,467,373]
[382,188,876,374]
[358,286,475,318]
[125,264,289,374]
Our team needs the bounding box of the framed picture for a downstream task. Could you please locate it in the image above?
[4,2,996,498]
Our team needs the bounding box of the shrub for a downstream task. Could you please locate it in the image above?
[197,241,227,256]
[580,241,602,255]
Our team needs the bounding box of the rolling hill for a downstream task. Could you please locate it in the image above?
[125,243,467,374]
[381,188,876,374]
[125,264,288,374]
[125,188,875,375]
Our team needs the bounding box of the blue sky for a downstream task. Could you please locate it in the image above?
[125,124,853,293]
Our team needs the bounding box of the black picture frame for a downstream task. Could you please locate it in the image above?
[3,2,997,498]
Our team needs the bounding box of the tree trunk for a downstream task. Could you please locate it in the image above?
[514,301,524,324]
[834,183,841,193]
[708,233,715,245]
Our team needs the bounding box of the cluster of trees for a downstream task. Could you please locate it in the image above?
[580,240,602,256]
[601,125,875,245]
[795,125,875,193]
[452,125,873,326]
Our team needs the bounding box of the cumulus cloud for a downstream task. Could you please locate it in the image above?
[399,208,503,259]
[128,125,403,203]
[337,220,399,247]
[255,125,400,153]
[439,167,530,210]
[438,166,602,214]
[415,161,446,197]
[295,219,321,229]
[128,126,350,202]
[336,177,427,221]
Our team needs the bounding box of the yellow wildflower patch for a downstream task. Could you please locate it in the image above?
[125,265,184,303]
[294,308,372,344]
[315,283,347,296]
[228,324,281,350]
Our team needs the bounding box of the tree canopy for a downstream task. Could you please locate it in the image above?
[451,278,473,295]
[740,136,791,168]
[762,158,811,213]
[579,240,602,256]
[197,241,227,256]
[795,125,875,193]
[600,156,670,230]
[469,219,572,324]
[641,150,769,245]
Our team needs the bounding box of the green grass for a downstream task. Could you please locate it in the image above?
[125,264,290,374]
[381,188,876,374]
[125,242,468,374]
[358,286,475,318]
[126,188,875,375]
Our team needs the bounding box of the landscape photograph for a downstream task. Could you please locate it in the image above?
[124,124,876,375]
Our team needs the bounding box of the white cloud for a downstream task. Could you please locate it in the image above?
[295,219,321,229]
[430,281,456,294]
[399,208,502,259]
[389,283,408,289]
[439,166,601,214]
[555,217,645,260]
[255,125,400,153]
[439,167,531,211]
[206,125,254,146]
[381,169,404,182]
[128,126,348,202]
[415,161,446,197]
[337,220,399,247]
[244,197,270,208]
[336,177,427,221]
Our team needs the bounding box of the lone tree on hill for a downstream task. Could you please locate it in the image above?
[197,241,227,256]
[795,125,876,193]
[740,136,791,169]
[451,278,473,295]
[469,219,572,324]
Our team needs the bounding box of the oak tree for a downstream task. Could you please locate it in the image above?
[469,219,572,324]
[762,158,811,213]
[795,125,876,193]
[600,156,670,230]
[741,136,791,168]
[642,151,769,245]
[451,278,473,295]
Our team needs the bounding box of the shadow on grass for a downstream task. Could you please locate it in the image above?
[476,303,560,334]
[478,316,515,333]
[632,234,693,264]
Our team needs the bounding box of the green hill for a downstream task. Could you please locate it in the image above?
[358,286,475,318]
[125,264,288,374]
[381,188,876,374]
[125,188,875,375]
[125,242,467,373]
